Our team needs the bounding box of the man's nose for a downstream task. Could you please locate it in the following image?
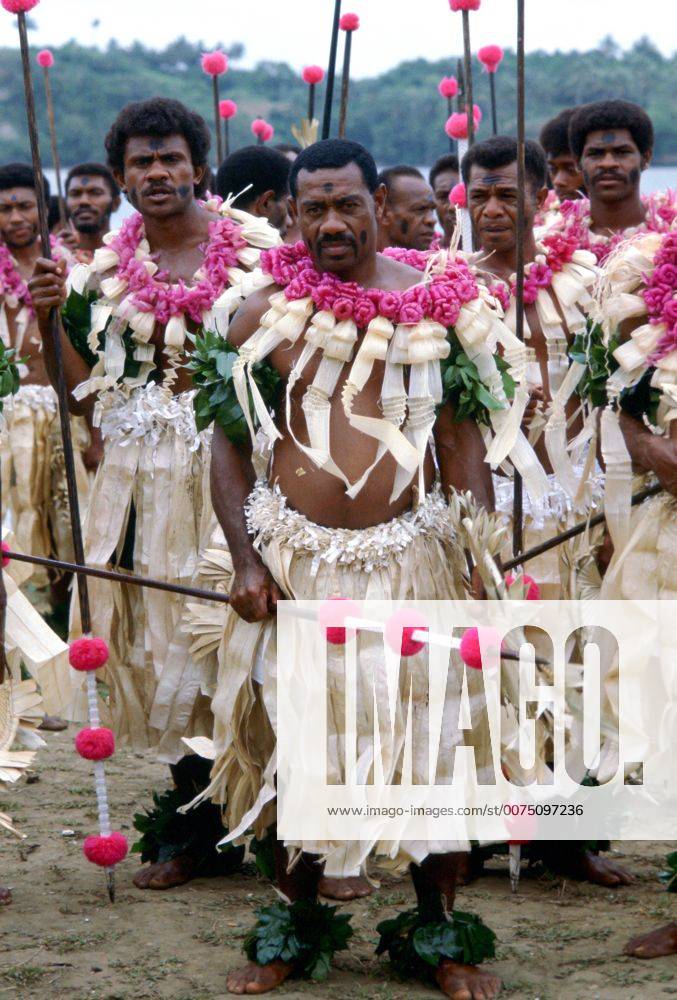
[147,157,170,180]
[599,150,619,169]
[484,194,504,216]
[320,209,347,234]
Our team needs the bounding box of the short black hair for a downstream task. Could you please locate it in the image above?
[539,108,577,158]
[461,135,547,192]
[289,139,379,197]
[274,142,302,156]
[429,154,460,188]
[104,97,211,184]
[568,100,654,160]
[66,162,120,200]
[216,145,291,206]
[0,161,50,201]
[377,165,425,192]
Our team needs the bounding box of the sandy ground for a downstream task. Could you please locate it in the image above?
[0,729,674,1000]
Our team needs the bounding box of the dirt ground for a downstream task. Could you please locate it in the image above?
[0,729,674,1000]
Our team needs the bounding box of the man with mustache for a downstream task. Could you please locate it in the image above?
[28,97,280,892]
[191,138,547,997]
[377,164,437,252]
[563,100,675,264]
[63,163,121,262]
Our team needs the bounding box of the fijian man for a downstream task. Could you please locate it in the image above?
[376,164,437,252]
[61,162,122,263]
[463,135,634,886]
[28,97,280,891]
[186,138,543,998]
[216,144,292,239]
[536,107,585,225]
[429,153,460,246]
[564,100,675,264]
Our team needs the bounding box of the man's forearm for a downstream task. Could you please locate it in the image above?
[434,408,495,512]
[210,425,260,569]
[620,412,677,496]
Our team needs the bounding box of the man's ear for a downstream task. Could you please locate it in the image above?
[374,182,388,223]
[112,169,125,193]
[641,148,653,171]
[255,189,276,217]
[111,195,121,214]
[289,196,298,224]
[535,185,549,210]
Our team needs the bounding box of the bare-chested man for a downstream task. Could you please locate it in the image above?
[29,97,280,892]
[464,135,634,887]
[539,108,585,204]
[376,165,437,251]
[194,138,515,998]
[216,145,291,238]
[565,100,675,264]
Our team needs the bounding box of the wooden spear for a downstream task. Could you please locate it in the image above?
[7,0,115,903]
[201,50,228,166]
[321,0,343,139]
[36,49,66,227]
[461,9,475,147]
[337,12,359,139]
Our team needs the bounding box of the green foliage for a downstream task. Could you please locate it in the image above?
[376,907,496,980]
[188,329,281,441]
[243,900,353,981]
[570,321,619,408]
[132,787,244,875]
[250,827,277,881]
[0,342,21,410]
[659,850,677,892]
[61,288,102,368]
[440,333,515,425]
[0,37,675,167]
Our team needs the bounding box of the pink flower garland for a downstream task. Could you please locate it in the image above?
[108,212,247,325]
[560,189,677,266]
[645,230,677,364]
[260,242,480,328]
[0,236,67,317]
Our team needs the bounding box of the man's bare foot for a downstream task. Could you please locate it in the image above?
[555,851,634,887]
[624,923,677,959]
[226,960,294,995]
[39,715,68,732]
[133,855,195,890]
[436,959,501,999]
[0,886,11,906]
[318,874,373,900]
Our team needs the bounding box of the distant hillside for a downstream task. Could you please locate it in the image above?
[0,34,674,168]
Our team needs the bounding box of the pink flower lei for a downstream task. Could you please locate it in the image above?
[0,236,68,318]
[108,210,247,325]
[486,214,582,308]
[259,242,481,328]
[645,229,677,365]
[560,189,677,266]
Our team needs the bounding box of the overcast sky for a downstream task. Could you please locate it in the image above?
[0,1,672,78]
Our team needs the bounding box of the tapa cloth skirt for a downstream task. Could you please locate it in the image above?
[191,481,513,877]
[69,384,214,762]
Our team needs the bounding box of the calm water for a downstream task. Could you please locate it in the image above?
[45,165,677,229]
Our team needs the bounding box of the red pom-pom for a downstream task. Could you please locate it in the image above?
[1,0,40,12]
[459,627,502,670]
[478,44,504,73]
[251,118,273,141]
[318,597,361,646]
[1,541,10,568]
[302,65,325,85]
[75,727,115,761]
[339,12,360,30]
[219,99,238,120]
[83,832,128,867]
[449,182,467,208]
[69,637,109,672]
[385,610,428,657]
[201,50,228,76]
[449,0,481,10]
[36,49,54,69]
[438,76,459,99]
[505,573,541,601]
[445,106,482,140]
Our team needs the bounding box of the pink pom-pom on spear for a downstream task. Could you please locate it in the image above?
[445,106,481,140]
[449,182,467,208]
[478,45,504,134]
[201,50,229,165]
[449,0,480,9]
[0,0,40,11]
[438,76,459,99]
[251,118,274,144]
[449,0,479,148]
[36,48,53,68]
[218,99,237,157]
[338,12,360,138]
[34,46,66,226]
[302,65,325,124]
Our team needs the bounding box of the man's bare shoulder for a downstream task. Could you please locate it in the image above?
[375,253,426,291]
[228,282,283,348]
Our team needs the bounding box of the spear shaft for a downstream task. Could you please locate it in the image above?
[512,0,526,559]
[321,0,342,139]
[461,10,475,147]
[42,65,66,227]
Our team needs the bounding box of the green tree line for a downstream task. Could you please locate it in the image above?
[0,34,674,168]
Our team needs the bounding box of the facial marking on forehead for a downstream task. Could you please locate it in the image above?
[480,173,507,186]
[601,131,616,144]
[149,138,165,151]
[322,182,334,192]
